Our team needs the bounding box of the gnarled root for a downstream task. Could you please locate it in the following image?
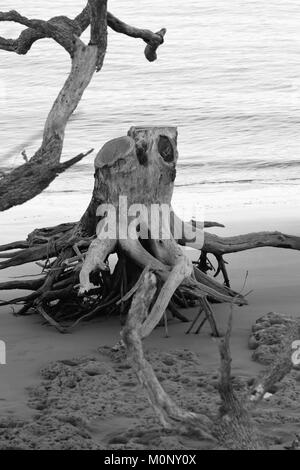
[0,220,245,331]
[141,259,193,339]
[250,320,300,403]
[79,237,116,294]
[215,313,261,449]
[2,213,298,334]
[214,312,300,449]
[121,270,213,437]
[1,125,299,332]
[121,279,300,448]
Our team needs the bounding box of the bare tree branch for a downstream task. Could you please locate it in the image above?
[75,3,166,61]
[74,3,90,32]
[0,148,94,211]
[0,28,43,55]
[0,1,166,211]
[0,10,48,30]
[107,13,166,62]
[0,1,109,211]
[88,0,107,71]
[0,10,78,55]
[0,35,17,52]
[0,5,166,62]
[203,231,300,255]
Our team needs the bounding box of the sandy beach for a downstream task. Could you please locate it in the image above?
[0,205,299,449]
[1,0,300,452]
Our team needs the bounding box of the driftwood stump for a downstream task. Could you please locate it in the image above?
[0,127,242,327]
[1,126,300,448]
[0,126,300,330]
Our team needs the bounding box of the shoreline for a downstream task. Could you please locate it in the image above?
[0,204,299,448]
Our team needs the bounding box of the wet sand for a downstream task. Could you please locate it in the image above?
[0,210,299,449]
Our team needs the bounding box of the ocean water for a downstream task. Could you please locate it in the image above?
[0,0,300,232]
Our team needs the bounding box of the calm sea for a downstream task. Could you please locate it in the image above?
[0,0,300,233]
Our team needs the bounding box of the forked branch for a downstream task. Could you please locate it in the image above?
[0,1,166,211]
[0,4,166,62]
[0,10,79,55]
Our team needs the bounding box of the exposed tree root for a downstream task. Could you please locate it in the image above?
[204,231,300,255]
[214,312,260,449]
[1,127,300,336]
[0,126,299,448]
[121,270,213,436]
[121,270,300,449]
[0,278,44,291]
[250,320,300,403]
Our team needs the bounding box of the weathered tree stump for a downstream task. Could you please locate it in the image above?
[1,127,300,448]
[1,125,300,334]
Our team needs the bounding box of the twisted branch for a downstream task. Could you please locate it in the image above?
[0,2,166,211]
[203,231,300,255]
[0,10,79,55]
[0,5,166,62]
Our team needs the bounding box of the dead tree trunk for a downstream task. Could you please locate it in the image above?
[1,126,300,448]
[0,126,247,329]
[0,1,166,211]
[0,125,299,334]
